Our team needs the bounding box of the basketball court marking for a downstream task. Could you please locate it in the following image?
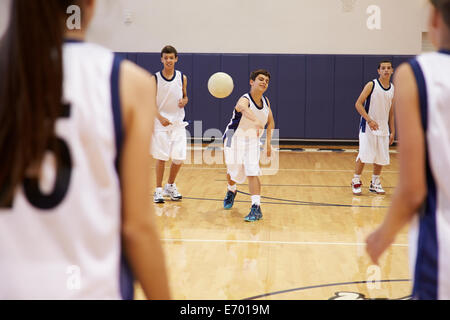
[214,180,396,189]
[243,279,412,300]
[179,167,400,173]
[161,238,408,247]
[182,195,390,208]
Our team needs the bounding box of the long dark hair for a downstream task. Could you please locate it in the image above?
[0,0,76,204]
[431,0,450,29]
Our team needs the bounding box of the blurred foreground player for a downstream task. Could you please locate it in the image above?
[0,0,170,299]
[366,0,450,300]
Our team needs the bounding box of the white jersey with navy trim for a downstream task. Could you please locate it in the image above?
[360,79,394,136]
[0,41,131,299]
[154,70,184,131]
[408,49,450,300]
[223,93,270,145]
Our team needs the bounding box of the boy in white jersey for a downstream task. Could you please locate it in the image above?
[151,45,188,203]
[367,0,450,300]
[222,69,275,222]
[351,61,396,195]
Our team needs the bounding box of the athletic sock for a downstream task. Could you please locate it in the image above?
[251,195,261,206]
[227,184,237,193]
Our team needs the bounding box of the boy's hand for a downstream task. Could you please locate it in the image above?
[389,133,395,145]
[366,226,395,265]
[178,97,188,108]
[266,143,272,158]
[158,116,172,127]
[368,119,379,131]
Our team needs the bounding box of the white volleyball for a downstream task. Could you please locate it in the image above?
[207,72,234,98]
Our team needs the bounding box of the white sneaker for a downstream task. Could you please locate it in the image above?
[153,189,165,203]
[351,178,362,195]
[369,181,385,195]
[163,183,182,201]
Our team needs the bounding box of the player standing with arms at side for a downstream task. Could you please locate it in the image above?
[151,45,188,204]
[351,61,395,196]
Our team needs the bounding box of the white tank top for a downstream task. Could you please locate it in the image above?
[154,70,185,130]
[361,78,394,136]
[0,41,132,299]
[228,93,269,138]
[408,50,450,300]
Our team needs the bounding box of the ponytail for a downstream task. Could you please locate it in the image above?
[0,0,75,204]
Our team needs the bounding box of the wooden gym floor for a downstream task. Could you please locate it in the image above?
[136,146,412,300]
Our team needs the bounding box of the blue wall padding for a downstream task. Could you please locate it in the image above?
[126,52,414,140]
[334,55,364,139]
[277,55,306,138]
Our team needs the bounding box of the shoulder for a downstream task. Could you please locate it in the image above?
[264,96,271,108]
[120,60,155,116]
[364,80,375,93]
[235,95,250,110]
[238,95,250,104]
[122,60,154,88]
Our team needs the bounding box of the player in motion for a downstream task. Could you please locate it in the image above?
[222,69,275,222]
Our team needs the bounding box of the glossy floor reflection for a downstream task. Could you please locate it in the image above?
[136,148,411,300]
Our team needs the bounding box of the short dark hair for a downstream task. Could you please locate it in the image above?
[161,45,178,57]
[430,0,450,29]
[378,60,393,69]
[250,69,271,81]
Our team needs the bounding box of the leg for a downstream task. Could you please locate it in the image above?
[369,164,385,194]
[247,176,261,196]
[355,158,365,175]
[155,159,166,188]
[163,160,183,201]
[373,164,383,176]
[167,161,182,184]
[164,128,187,200]
[244,176,262,222]
[227,173,236,187]
[352,158,365,196]
[223,173,238,209]
[153,159,166,203]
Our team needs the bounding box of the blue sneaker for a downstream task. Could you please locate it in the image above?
[244,204,263,222]
[223,190,237,209]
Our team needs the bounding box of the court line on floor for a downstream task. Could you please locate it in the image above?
[242,279,411,300]
[215,180,395,189]
[183,196,389,208]
[179,167,399,173]
[161,238,408,247]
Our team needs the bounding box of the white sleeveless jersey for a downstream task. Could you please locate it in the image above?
[0,41,133,299]
[223,93,270,143]
[154,70,185,130]
[359,78,394,136]
[408,50,450,300]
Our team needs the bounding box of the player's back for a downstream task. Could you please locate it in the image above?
[0,40,127,299]
[409,49,450,299]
